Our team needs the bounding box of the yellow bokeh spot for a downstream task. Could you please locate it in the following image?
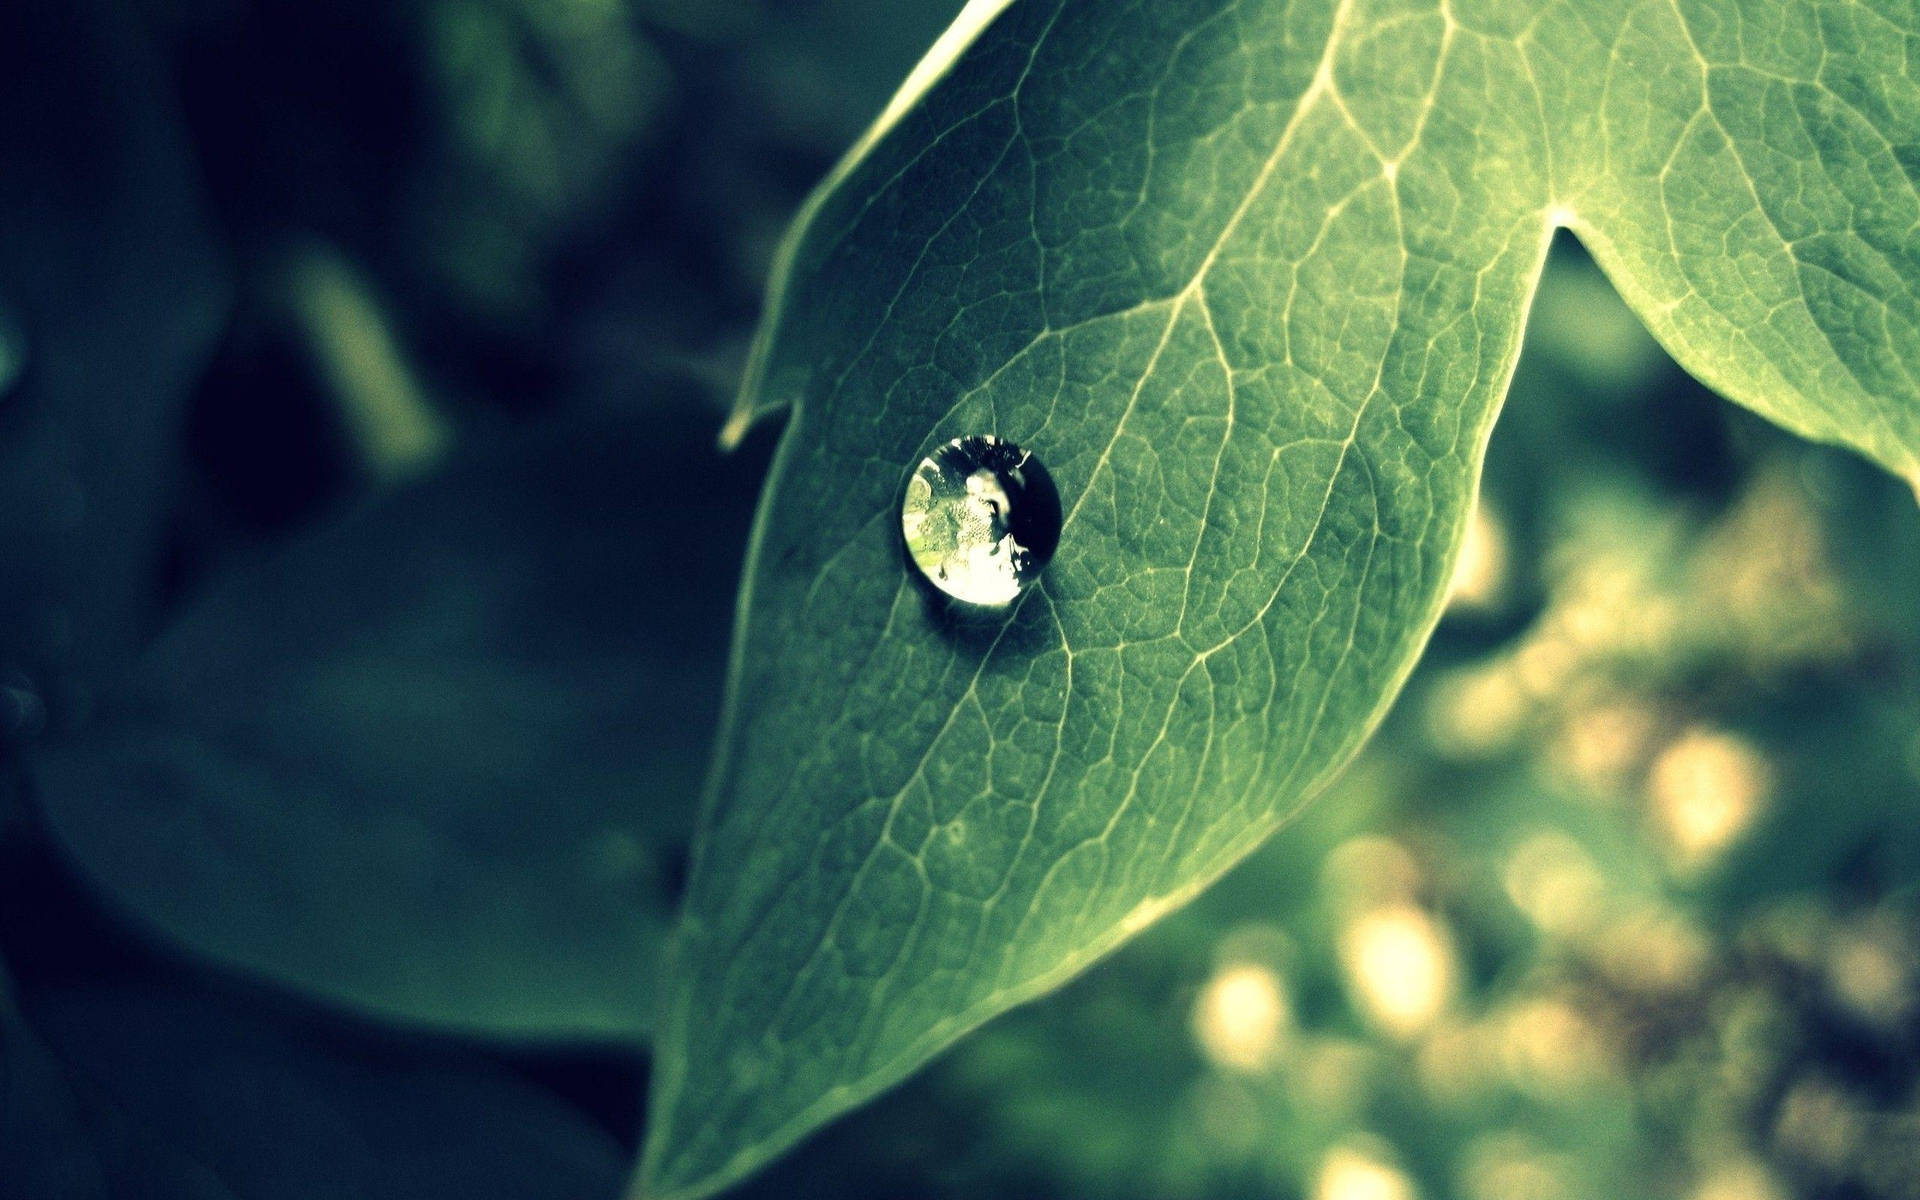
[1690,467,1849,665]
[1691,1160,1787,1200]
[1515,636,1581,699]
[1315,1146,1418,1200]
[1324,838,1424,910]
[1192,962,1292,1073]
[1448,503,1508,613]
[1551,696,1659,794]
[1595,906,1708,994]
[1826,914,1914,1025]
[1774,1078,1866,1172]
[1426,666,1531,758]
[1459,1133,1570,1200]
[1340,905,1458,1038]
[1502,832,1607,938]
[1497,997,1614,1093]
[1648,730,1770,867]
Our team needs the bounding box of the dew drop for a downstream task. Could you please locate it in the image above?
[901,435,1061,607]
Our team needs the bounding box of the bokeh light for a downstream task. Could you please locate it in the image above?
[1315,1145,1419,1200]
[1339,905,1459,1039]
[1448,503,1509,614]
[1191,962,1292,1073]
[1647,730,1770,869]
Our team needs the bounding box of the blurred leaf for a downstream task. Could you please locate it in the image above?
[0,962,625,1200]
[35,399,764,1042]
[725,0,970,148]
[416,0,672,324]
[644,0,1920,1194]
[285,243,450,481]
[0,0,227,716]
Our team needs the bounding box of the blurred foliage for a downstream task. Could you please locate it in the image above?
[1,0,958,1190]
[2,0,1918,1198]
[35,402,764,1040]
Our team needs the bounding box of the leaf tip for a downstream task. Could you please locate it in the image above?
[717,405,753,453]
[716,389,786,451]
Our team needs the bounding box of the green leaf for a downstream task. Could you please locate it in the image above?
[0,962,625,1200]
[643,0,1920,1193]
[35,401,762,1041]
[0,0,226,711]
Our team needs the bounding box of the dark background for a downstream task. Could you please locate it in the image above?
[4,2,1920,1198]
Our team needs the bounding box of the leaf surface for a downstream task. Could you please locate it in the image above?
[646,0,1920,1193]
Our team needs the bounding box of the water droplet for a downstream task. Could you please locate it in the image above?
[901,436,1060,607]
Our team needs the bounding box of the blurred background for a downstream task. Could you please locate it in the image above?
[3,2,1919,1198]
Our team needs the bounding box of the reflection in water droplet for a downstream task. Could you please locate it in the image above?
[901,436,1061,607]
